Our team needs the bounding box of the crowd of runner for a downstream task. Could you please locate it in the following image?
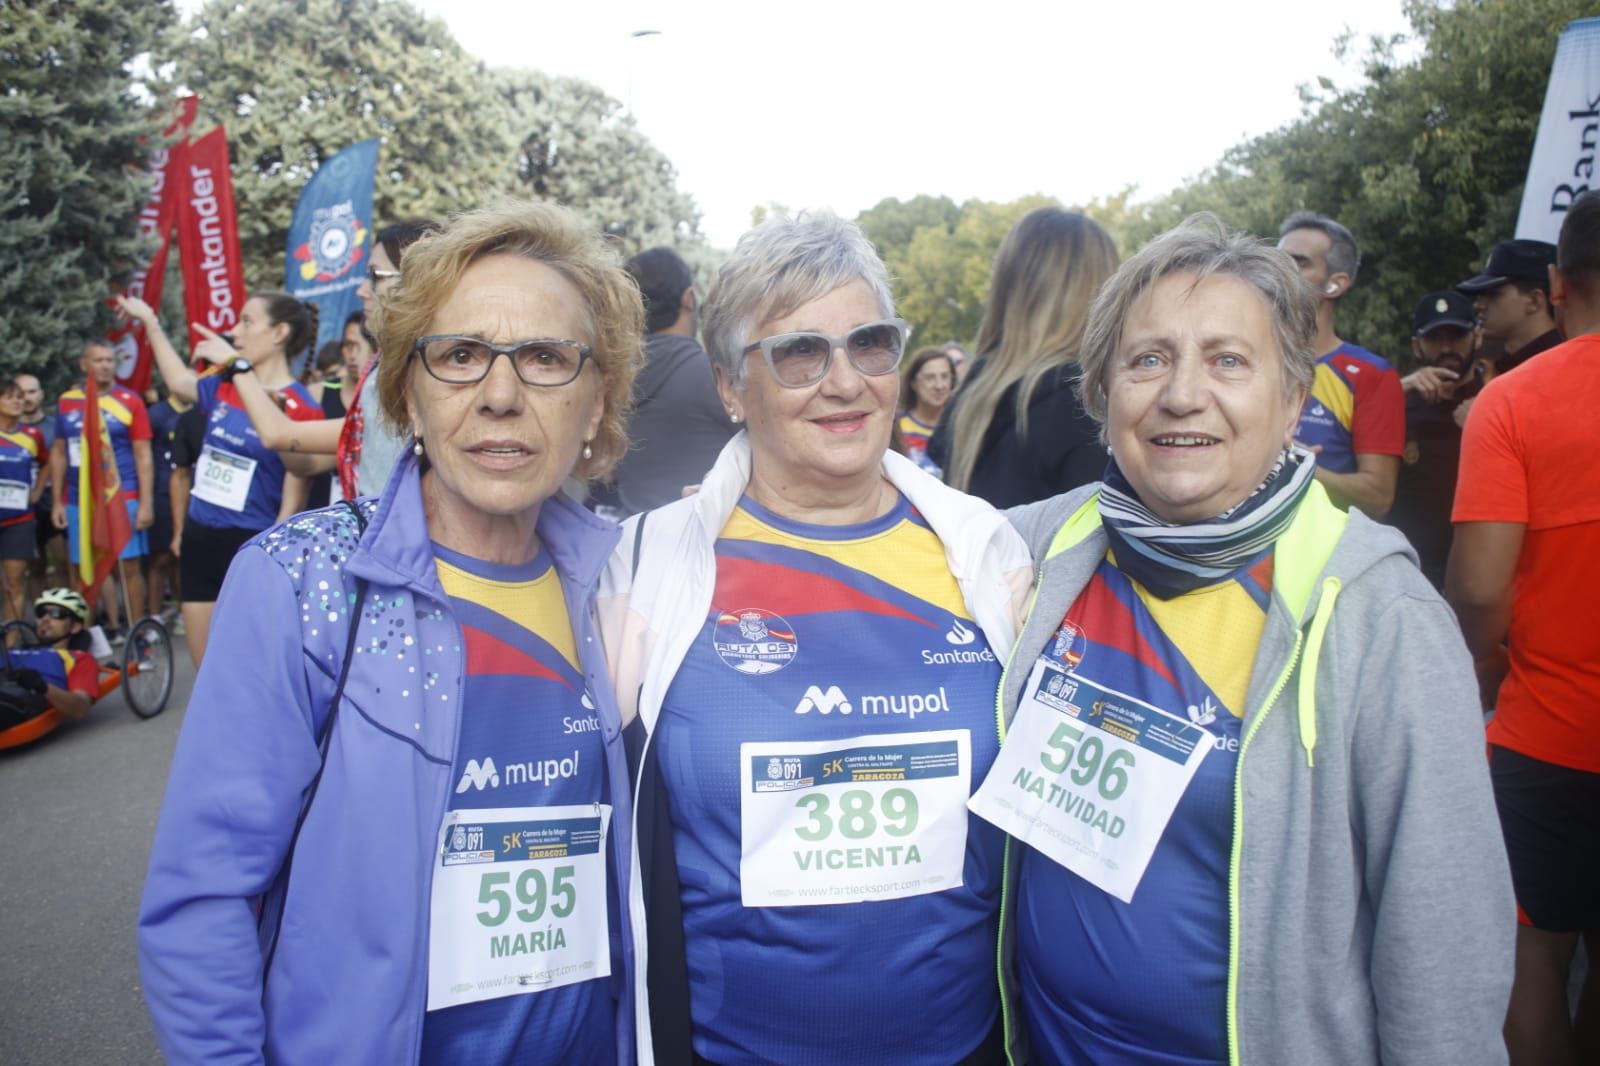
[6,187,1596,1065]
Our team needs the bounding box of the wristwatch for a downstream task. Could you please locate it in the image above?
[223,357,254,382]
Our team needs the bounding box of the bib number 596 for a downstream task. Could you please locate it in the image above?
[1039,722,1134,800]
[474,866,576,927]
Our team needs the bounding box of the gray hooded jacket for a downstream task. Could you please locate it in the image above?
[994,482,1514,1066]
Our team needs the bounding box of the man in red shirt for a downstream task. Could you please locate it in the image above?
[48,341,153,637]
[1448,191,1600,1064]
[1277,212,1405,519]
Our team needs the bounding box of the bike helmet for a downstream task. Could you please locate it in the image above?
[35,587,89,625]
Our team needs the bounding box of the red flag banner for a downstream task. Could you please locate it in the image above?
[175,125,248,351]
[76,377,133,608]
[109,96,198,394]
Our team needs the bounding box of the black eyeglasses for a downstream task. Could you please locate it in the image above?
[35,605,73,622]
[412,335,595,387]
[741,318,910,388]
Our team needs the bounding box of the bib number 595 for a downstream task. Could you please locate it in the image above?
[1039,722,1134,800]
[474,866,576,927]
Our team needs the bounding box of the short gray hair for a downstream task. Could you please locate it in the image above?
[1077,213,1317,427]
[1278,210,1361,281]
[701,211,894,384]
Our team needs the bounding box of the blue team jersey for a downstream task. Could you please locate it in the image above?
[55,384,151,503]
[189,376,321,531]
[1294,344,1405,475]
[420,543,616,1066]
[0,427,44,525]
[1018,550,1274,1065]
[10,645,98,696]
[655,494,1005,1065]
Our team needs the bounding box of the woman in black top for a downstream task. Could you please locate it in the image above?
[929,208,1118,508]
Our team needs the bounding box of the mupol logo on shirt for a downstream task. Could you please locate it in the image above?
[712,607,797,675]
[792,682,951,721]
[454,752,583,793]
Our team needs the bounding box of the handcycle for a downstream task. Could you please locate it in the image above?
[0,614,175,749]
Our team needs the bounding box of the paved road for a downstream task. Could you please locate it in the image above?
[0,630,194,1065]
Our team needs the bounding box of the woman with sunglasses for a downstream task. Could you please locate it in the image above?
[140,201,643,1063]
[600,212,1033,1065]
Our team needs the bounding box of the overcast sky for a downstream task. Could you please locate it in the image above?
[408,0,1415,247]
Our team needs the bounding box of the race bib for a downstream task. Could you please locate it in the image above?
[969,661,1210,903]
[191,444,257,513]
[740,729,971,907]
[427,804,611,1011]
[67,436,80,468]
[0,480,27,511]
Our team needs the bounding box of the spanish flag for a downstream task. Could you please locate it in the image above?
[76,376,132,607]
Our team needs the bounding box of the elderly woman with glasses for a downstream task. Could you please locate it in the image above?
[600,212,1033,1066]
[140,201,643,1064]
[967,215,1513,1065]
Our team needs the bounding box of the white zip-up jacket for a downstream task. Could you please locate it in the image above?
[597,433,1034,1065]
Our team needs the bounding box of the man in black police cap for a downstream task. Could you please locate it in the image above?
[1389,291,1489,589]
[1457,238,1560,375]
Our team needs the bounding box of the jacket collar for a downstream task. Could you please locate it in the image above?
[688,431,1015,581]
[347,451,620,594]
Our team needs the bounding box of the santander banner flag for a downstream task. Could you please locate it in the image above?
[284,138,379,358]
[1516,18,1600,244]
[109,95,198,392]
[175,126,249,351]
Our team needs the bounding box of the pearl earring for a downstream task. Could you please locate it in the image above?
[413,437,424,456]
[581,441,593,460]
[730,412,742,424]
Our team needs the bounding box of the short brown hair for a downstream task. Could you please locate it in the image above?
[374,200,645,481]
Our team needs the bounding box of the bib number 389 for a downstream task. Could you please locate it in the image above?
[739,729,971,907]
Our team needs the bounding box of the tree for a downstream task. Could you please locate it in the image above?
[858,194,1059,349]
[495,69,702,257]
[171,0,515,290]
[0,0,174,384]
[1115,0,1591,366]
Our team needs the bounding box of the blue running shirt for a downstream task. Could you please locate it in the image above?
[189,377,322,531]
[1018,551,1273,1066]
[420,543,616,1066]
[0,426,44,525]
[656,494,1004,1065]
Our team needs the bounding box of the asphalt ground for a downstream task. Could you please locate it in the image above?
[0,631,193,1065]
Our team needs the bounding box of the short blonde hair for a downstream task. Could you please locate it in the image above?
[374,199,644,481]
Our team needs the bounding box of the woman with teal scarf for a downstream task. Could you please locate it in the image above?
[970,214,1514,1066]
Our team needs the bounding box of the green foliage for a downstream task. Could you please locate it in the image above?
[494,68,702,257]
[858,194,1058,349]
[1114,0,1590,367]
[171,0,517,291]
[168,0,704,291]
[0,0,174,386]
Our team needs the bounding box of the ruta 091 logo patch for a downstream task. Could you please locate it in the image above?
[294,202,368,282]
[1048,620,1088,669]
[712,607,797,675]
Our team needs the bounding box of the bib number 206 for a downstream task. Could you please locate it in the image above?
[1039,722,1134,800]
[475,866,575,927]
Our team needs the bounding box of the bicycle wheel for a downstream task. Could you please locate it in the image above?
[123,616,174,719]
[0,620,40,651]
